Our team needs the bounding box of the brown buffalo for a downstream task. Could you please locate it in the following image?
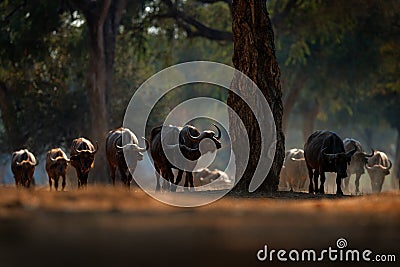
[106,127,148,188]
[70,137,98,188]
[365,150,392,193]
[46,148,70,191]
[11,149,38,188]
[280,148,308,192]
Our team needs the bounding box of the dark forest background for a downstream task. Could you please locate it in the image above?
[1,0,399,185]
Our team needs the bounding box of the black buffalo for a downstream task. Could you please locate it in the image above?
[150,124,222,192]
[70,137,98,188]
[304,130,356,195]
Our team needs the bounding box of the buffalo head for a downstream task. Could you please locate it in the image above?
[186,124,222,153]
[48,153,70,174]
[323,145,357,178]
[365,158,392,175]
[70,142,98,173]
[116,137,149,161]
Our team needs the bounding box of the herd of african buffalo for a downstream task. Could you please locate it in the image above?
[10,126,392,195]
[280,130,392,194]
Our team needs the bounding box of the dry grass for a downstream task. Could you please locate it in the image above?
[0,186,399,267]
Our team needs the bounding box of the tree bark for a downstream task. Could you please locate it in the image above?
[282,71,306,135]
[394,128,400,189]
[70,0,126,183]
[301,99,319,142]
[228,0,285,193]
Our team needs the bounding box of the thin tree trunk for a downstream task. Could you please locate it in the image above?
[228,0,285,193]
[70,0,126,183]
[86,13,109,183]
[282,71,306,134]
[104,0,126,109]
[301,99,319,143]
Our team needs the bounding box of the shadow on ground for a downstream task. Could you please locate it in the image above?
[0,186,399,267]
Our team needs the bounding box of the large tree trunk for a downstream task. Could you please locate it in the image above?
[71,0,126,183]
[86,11,109,183]
[228,0,285,193]
[394,128,400,190]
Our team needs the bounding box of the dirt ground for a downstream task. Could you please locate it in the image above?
[0,186,399,267]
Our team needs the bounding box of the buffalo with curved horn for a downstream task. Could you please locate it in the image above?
[106,127,149,188]
[365,150,392,193]
[150,124,222,192]
[11,149,39,188]
[45,148,70,191]
[70,137,98,188]
[304,130,357,195]
[342,138,374,194]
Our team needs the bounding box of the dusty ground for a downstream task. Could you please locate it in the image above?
[0,186,399,267]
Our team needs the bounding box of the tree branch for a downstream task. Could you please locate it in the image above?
[4,0,27,22]
[98,0,112,26]
[68,0,91,13]
[196,0,232,10]
[160,0,232,41]
[271,0,303,27]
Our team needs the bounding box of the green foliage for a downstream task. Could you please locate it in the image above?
[0,1,88,153]
[1,0,400,157]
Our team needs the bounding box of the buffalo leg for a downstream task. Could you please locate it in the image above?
[164,168,174,191]
[54,176,59,191]
[81,173,89,189]
[109,164,117,186]
[319,172,326,194]
[299,176,307,191]
[127,173,134,190]
[62,175,66,191]
[343,176,350,192]
[155,166,161,192]
[378,178,384,193]
[171,170,184,192]
[187,172,195,192]
[76,170,82,188]
[313,170,319,194]
[49,177,53,191]
[184,172,189,191]
[120,168,128,186]
[121,171,133,190]
[307,165,314,193]
[336,175,343,195]
[354,172,361,194]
